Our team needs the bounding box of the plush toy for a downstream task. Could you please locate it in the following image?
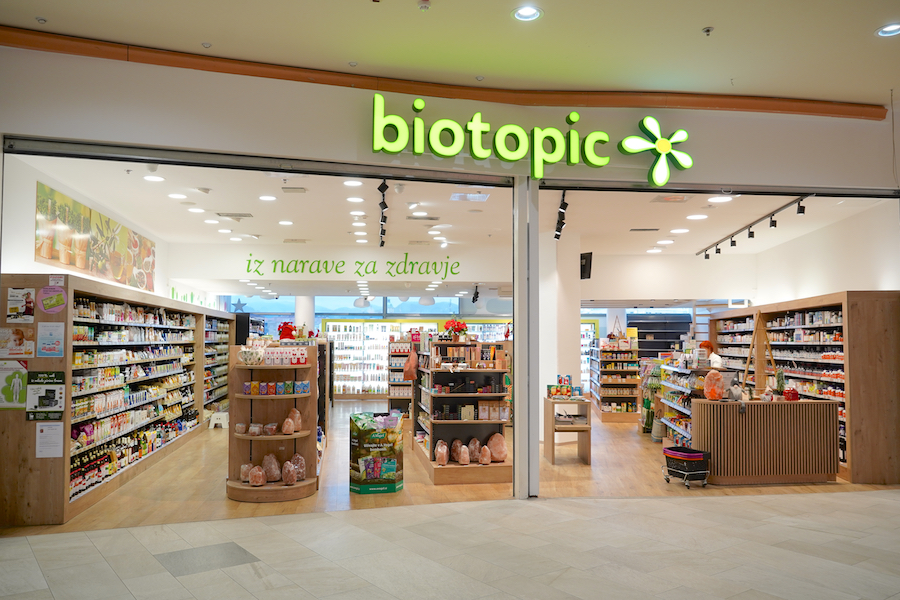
[277,322,296,340]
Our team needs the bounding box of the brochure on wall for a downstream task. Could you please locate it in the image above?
[37,286,67,315]
[6,288,35,324]
[36,322,65,358]
[36,422,64,458]
[350,412,404,494]
[0,327,35,359]
[26,372,65,421]
[0,361,28,409]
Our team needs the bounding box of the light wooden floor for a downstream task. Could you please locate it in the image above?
[4,400,896,537]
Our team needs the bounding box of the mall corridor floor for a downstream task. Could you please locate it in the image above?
[3,490,900,600]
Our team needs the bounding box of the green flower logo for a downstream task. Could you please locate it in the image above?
[619,116,693,187]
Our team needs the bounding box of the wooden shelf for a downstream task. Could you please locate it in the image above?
[235,364,312,370]
[554,424,591,432]
[660,397,692,416]
[233,430,312,441]
[412,439,512,485]
[660,381,697,394]
[419,385,508,398]
[660,417,691,438]
[600,411,638,423]
[420,368,509,373]
[225,478,317,502]
[431,419,510,425]
[234,393,311,400]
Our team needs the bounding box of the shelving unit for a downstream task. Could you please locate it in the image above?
[710,291,900,484]
[387,341,416,416]
[628,314,692,359]
[203,317,231,416]
[226,348,319,502]
[0,273,234,526]
[413,340,512,485]
[579,322,595,388]
[596,347,640,422]
[543,398,591,465]
[655,363,714,446]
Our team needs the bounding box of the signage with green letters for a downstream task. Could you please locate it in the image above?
[372,93,693,186]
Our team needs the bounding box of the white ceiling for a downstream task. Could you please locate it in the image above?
[10,154,888,301]
[1,1,899,106]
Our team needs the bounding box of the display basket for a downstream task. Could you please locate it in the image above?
[661,446,710,488]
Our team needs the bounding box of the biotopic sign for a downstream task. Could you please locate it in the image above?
[371,93,693,186]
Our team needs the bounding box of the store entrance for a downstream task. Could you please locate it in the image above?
[1,151,517,530]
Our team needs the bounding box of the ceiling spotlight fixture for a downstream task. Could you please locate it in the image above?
[472,286,480,304]
[168,193,187,199]
[748,228,755,239]
[769,215,777,228]
[188,208,205,213]
[230,237,242,242]
[204,219,219,224]
[418,0,430,12]
[670,229,689,234]
[428,229,441,235]
[350,211,366,216]
[657,240,674,245]
[347,197,364,203]
[35,17,47,24]
[352,222,366,227]
[407,202,418,210]
[379,239,385,247]
[412,211,428,217]
[279,221,293,225]
[704,252,710,259]
[201,42,212,48]
[796,202,806,215]
[513,6,543,21]
[356,239,368,243]
[647,248,662,253]
[715,245,721,254]
[379,200,388,211]
[441,242,448,248]
[218,229,232,233]
[259,195,276,201]
[876,23,900,37]
[143,175,165,182]
[731,237,737,247]
[380,228,386,236]
[686,214,708,220]
[354,231,367,236]
[239,279,250,283]
[554,191,567,240]
[348,61,358,67]
[708,196,732,203]
[344,181,363,187]
[475,76,485,82]
[559,199,568,213]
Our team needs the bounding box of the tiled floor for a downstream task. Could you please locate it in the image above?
[5,490,900,600]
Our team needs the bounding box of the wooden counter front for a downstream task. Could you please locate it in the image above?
[692,399,839,485]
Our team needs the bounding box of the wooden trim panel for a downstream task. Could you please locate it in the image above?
[0,26,887,121]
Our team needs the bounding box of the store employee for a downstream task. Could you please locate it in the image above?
[700,340,724,369]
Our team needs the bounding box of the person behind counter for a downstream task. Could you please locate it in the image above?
[700,340,723,369]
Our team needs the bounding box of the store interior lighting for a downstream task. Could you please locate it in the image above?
[698,194,813,258]
[472,285,480,304]
[554,191,567,240]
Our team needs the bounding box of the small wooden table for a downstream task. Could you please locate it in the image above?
[544,398,592,465]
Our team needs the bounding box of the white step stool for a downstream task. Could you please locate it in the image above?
[208,412,229,429]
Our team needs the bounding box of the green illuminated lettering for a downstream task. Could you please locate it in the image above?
[428,119,465,158]
[373,93,409,154]
[531,127,565,179]
[466,112,492,160]
[583,131,610,167]
[567,130,580,166]
[413,117,425,154]
[336,260,345,274]
[493,124,529,162]
[309,260,322,274]
[271,259,285,273]
[450,261,460,275]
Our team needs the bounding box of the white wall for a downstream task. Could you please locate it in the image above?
[556,231,583,388]
[2,155,171,295]
[753,200,900,304]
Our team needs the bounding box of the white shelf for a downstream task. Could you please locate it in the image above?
[660,417,691,439]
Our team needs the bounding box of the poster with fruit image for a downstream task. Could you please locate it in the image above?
[35,182,91,270]
[89,211,155,292]
[34,182,155,291]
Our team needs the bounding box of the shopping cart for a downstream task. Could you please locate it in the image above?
[661,446,710,489]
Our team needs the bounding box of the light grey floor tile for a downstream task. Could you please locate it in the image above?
[0,538,34,561]
[43,559,131,600]
[650,565,750,598]
[728,591,792,600]
[490,571,585,600]
[441,553,516,583]
[250,585,317,600]
[176,569,233,590]
[588,563,681,595]
[714,565,860,600]
[26,532,92,549]
[155,542,259,578]
[30,544,105,571]
[166,522,232,549]
[315,586,399,600]
[87,530,145,558]
[302,525,399,561]
[104,549,168,580]
[0,590,55,600]
[122,571,193,600]
[655,586,729,600]
[220,562,292,594]
[127,526,184,549]
[0,557,48,597]
[270,556,370,598]
[232,532,316,565]
[207,519,275,541]
[187,580,255,600]
[774,539,869,566]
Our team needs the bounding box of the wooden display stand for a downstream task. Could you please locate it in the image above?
[543,398,591,465]
[226,349,319,502]
[710,291,900,484]
[0,274,234,526]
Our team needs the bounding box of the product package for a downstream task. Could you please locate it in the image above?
[350,411,404,494]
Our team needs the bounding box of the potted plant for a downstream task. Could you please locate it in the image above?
[444,319,468,342]
[774,367,786,401]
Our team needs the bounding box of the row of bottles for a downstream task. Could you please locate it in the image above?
[74,298,196,328]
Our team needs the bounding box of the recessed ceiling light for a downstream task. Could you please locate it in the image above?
[512,6,543,21]
[352,222,366,227]
[412,211,428,217]
[347,197,364,203]
[255,286,265,290]
[647,248,662,253]
[279,221,293,225]
[686,214,708,220]
[458,291,468,294]
[441,242,448,248]
[179,201,195,206]
[344,181,363,187]
[218,229,232,233]
[356,239,368,243]
[188,208,205,213]
[201,42,212,48]
[657,240,674,245]
[231,237,242,241]
[267,292,277,295]
[350,211,366,216]
[247,282,257,286]
[428,229,441,235]
[708,196,732,203]
[168,193,187,199]
[348,61,358,67]
[259,195,276,201]
[143,175,165,182]
[670,229,689,234]
[468,209,483,213]
[239,279,250,283]
[357,280,367,284]
[432,281,442,284]
[434,237,446,241]
[876,23,900,37]
[204,219,219,224]
[354,231,367,236]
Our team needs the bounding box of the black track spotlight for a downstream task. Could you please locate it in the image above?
[553,230,561,240]
[472,286,480,304]
[797,202,805,215]
[380,227,386,236]
[379,239,385,247]
[704,252,710,260]
[379,200,388,211]
[730,237,737,247]
[380,213,387,225]
[715,245,721,254]
[559,200,568,213]
[377,180,389,195]
[769,215,777,228]
[748,228,755,239]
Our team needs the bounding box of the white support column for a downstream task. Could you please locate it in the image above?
[294,296,315,335]
[513,175,540,500]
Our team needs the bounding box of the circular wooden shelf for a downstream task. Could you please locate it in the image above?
[233,430,311,441]
[235,364,312,370]
[233,393,311,400]
[226,477,316,502]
